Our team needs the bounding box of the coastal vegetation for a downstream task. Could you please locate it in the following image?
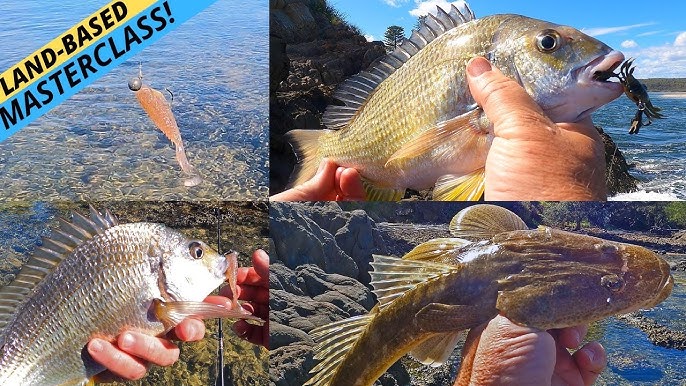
[641,78,686,92]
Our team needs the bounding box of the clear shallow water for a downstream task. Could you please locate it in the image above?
[597,268,686,385]
[594,93,686,200]
[0,0,268,201]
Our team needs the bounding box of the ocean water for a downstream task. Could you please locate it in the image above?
[594,93,686,201]
[0,0,269,201]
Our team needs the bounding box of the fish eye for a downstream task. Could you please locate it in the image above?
[601,274,625,293]
[188,241,204,259]
[536,29,562,53]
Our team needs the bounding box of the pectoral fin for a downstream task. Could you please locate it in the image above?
[410,331,464,367]
[449,204,529,240]
[433,168,485,201]
[385,108,489,168]
[152,299,265,332]
[415,303,487,332]
[362,178,405,201]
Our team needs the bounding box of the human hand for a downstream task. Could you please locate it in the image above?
[466,57,607,201]
[205,249,270,348]
[271,158,365,201]
[455,315,607,386]
[87,317,205,381]
[88,250,270,380]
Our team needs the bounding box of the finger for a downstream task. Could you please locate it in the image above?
[573,341,607,386]
[338,167,365,200]
[88,338,148,381]
[250,249,269,284]
[335,166,346,198]
[115,331,180,367]
[170,318,206,342]
[556,325,588,349]
[232,319,269,349]
[466,56,555,138]
[301,158,338,199]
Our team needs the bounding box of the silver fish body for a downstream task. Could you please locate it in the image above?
[0,207,244,386]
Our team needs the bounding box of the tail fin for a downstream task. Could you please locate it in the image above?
[285,129,324,187]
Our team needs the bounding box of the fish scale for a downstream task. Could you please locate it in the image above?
[0,223,168,385]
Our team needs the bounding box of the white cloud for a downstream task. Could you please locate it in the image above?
[582,22,656,37]
[409,0,453,17]
[620,44,686,78]
[365,34,376,42]
[621,40,638,48]
[382,0,410,7]
[675,32,686,46]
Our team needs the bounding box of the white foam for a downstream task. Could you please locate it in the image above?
[610,190,682,201]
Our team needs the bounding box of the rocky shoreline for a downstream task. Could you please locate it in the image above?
[269,202,686,385]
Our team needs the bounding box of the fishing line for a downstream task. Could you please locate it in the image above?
[214,207,225,386]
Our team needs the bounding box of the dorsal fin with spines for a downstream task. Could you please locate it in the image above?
[0,206,119,343]
[322,1,476,130]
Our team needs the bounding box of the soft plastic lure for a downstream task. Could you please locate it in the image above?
[129,64,202,187]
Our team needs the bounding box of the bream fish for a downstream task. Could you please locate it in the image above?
[0,206,263,386]
[305,204,673,385]
[286,1,625,200]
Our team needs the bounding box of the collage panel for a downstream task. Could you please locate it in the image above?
[0,0,269,201]
[0,201,269,385]
[269,202,685,385]
[271,0,684,202]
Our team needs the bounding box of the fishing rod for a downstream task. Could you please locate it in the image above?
[214,207,225,386]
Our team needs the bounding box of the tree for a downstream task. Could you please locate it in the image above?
[383,25,405,52]
[415,15,427,31]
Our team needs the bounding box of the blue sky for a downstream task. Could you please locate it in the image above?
[329,0,686,78]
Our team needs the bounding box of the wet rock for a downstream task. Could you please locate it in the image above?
[269,202,459,385]
[598,126,640,195]
[616,312,686,350]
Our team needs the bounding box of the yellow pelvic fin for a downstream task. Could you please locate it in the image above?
[403,237,473,264]
[385,108,489,168]
[362,178,405,201]
[305,314,374,386]
[152,299,265,332]
[410,331,465,367]
[284,129,324,188]
[449,204,529,240]
[370,254,459,310]
[433,168,485,201]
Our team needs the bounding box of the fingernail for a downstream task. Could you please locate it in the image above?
[585,347,596,362]
[467,57,492,77]
[232,322,248,338]
[572,329,581,347]
[316,158,329,175]
[89,339,103,353]
[120,332,135,350]
[185,323,198,340]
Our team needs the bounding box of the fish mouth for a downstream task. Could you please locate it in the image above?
[578,50,625,86]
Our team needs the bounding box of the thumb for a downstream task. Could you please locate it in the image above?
[466,57,555,138]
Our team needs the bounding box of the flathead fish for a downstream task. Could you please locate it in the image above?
[305,204,673,385]
[0,206,263,386]
[286,1,625,200]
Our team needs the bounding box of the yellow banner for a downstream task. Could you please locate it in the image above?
[0,0,156,104]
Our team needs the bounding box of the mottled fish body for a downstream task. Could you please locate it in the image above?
[287,1,624,200]
[0,207,262,386]
[306,205,673,385]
